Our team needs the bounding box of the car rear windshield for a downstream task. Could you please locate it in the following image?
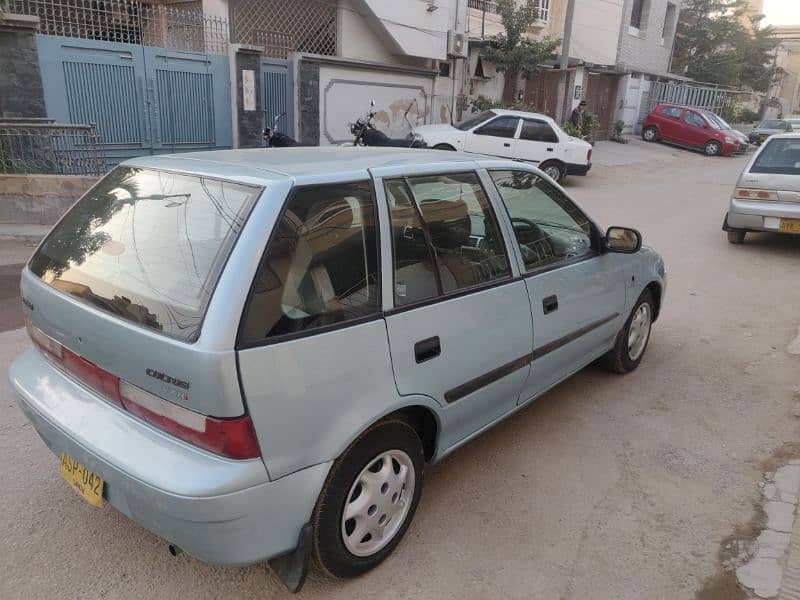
[29,167,261,342]
[750,139,800,175]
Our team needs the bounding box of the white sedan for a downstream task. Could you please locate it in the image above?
[413,109,593,182]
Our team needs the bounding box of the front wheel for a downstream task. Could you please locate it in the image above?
[704,140,721,156]
[540,161,565,182]
[601,289,654,374]
[313,419,424,579]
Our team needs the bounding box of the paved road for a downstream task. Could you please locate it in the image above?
[1,142,799,599]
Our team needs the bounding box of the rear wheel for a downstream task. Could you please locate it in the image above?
[704,140,721,156]
[540,161,565,182]
[642,126,658,142]
[728,230,746,244]
[313,420,424,579]
[432,143,456,151]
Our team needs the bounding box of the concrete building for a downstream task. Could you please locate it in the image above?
[211,0,471,146]
[767,25,800,117]
[614,0,685,134]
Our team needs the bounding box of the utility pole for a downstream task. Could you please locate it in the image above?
[555,0,576,125]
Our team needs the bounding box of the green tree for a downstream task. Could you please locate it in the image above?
[671,0,778,91]
[480,0,560,104]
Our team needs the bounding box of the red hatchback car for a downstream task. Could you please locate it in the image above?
[642,104,742,156]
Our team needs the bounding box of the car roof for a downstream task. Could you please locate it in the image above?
[124,146,485,185]
[490,108,555,121]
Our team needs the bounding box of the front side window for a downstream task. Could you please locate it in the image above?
[474,116,520,138]
[239,182,380,344]
[29,167,261,342]
[490,170,594,272]
[385,172,511,307]
[520,119,559,143]
[684,111,705,127]
[750,139,800,175]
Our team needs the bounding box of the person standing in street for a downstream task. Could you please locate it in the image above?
[571,100,587,129]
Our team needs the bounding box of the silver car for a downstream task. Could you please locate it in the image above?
[724,133,800,243]
[9,148,666,591]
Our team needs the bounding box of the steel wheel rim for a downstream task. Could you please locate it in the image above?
[341,450,415,557]
[627,303,652,361]
[544,165,560,180]
[706,142,719,155]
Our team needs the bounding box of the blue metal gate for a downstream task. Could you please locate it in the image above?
[261,59,293,138]
[37,35,231,167]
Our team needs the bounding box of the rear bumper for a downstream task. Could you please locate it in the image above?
[9,347,331,566]
[566,162,592,176]
[724,199,800,233]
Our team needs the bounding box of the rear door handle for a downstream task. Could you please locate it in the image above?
[414,336,441,363]
[546,147,554,152]
[542,295,558,314]
[503,142,511,147]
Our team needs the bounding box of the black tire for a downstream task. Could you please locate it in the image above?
[540,160,565,182]
[704,140,721,156]
[642,126,658,142]
[600,289,655,374]
[312,419,425,579]
[432,143,456,151]
[728,230,746,244]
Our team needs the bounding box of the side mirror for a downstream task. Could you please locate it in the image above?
[604,226,642,253]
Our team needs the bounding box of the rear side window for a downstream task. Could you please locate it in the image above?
[385,172,511,308]
[661,106,682,118]
[520,119,559,143]
[684,111,705,127]
[239,182,380,345]
[750,139,800,175]
[29,167,260,342]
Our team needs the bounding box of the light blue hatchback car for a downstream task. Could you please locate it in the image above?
[9,147,666,590]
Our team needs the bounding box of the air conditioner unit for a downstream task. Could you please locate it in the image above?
[447,30,467,58]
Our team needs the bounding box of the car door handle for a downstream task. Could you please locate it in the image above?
[546,147,554,152]
[503,142,511,147]
[542,295,558,314]
[414,336,441,364]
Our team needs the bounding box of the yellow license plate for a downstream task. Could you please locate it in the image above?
[779,218,800,234]
[59,453,104,507]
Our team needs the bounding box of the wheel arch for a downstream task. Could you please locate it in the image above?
[645,280,663,321]
[329,398,443,467]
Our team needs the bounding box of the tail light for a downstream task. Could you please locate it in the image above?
[734,188,778,201]
[587,148,592,162]
[25,320,261,460]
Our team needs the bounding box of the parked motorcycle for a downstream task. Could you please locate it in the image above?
[263,112,300,148]
[349,100,427,148]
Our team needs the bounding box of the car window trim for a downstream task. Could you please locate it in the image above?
[234,178,383,351]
